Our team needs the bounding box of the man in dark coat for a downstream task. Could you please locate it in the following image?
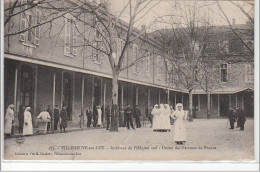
[236,107,246,131]
[59,106,69,133]
[86,108,93,128]
[124,104,135,130]
[228,107,236,129]
[93,106,98,127]
[146,106,153,127]
[54,105,60,131]
[105,106,111,130]
[134,105,141,128]
[47,105,52,131]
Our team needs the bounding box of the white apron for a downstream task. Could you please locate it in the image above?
[97,109,102,126]
[151,108,160,130]
[172,111,186,142]
[4,108,14,134]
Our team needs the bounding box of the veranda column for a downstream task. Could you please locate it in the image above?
[218,94,220,117]
[148,88,150,108]
[61,70,63,108]
[158,90,161,104]
[33,66,38,126]
[174,93,177,108]
[13,65,18,134]
[81,75,85,129]
[235,93,238,107]
[181,93,184,104]
[229,94,232,107]
[120,84,123,107]
[198,94,201,111]
[52,71,56,133]
[136,86,139,106]
[167,89,170,104]
[242,93,244,110]
[72,72,75,121]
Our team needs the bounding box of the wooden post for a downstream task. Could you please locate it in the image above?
[13,66,18,135]
[148,88,150,108]
[210,94,213,110]
[198,94,200,111]
[182,93,184,104]
[91,75,94,112]
[61,70,63,109]
[52,71,56,133]
[218,94,220,117]
[81,76,85,129]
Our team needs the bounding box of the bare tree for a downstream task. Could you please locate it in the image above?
[4,0,160,131]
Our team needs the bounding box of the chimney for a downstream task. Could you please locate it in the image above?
[232,18,236,25]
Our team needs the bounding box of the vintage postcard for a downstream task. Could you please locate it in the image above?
[1,0,258,169]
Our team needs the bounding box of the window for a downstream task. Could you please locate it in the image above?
[145,51,150,77]
[19,0,40,45]
[220,63,231,82]
[64,17,77,57]
[157,56,162,80]
[219,40,229,53]
[245,63,254,83]
[93,29,104,64]
[132,45,138,74]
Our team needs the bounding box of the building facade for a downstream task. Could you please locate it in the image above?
[4,0,254,130]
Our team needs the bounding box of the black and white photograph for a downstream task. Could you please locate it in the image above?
[1,0,258,171]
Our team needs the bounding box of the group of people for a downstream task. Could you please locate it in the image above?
[151,103,187,145]
[86,104,144,130]
[4,104,70,138]
[228,106,246,131]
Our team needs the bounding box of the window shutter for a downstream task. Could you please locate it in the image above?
[20,12,26,41]
[34,7,41,45]
[245,64,249,83]
[227,63,232,82]
[72,22,77,55]
[132,46,136,73]
[64,18,70,55]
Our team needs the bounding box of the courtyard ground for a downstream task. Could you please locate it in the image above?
[4,118,254,161]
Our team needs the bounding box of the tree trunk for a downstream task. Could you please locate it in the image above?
[207,92,211,119]
[188,90,193,122]
[110,70,119,131]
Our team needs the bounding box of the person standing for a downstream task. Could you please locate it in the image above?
[97,106,102,127]
[4,104,15,138]
[228,107,236,129]
[134,105,141,128]
[146,106,153,128]
[124,104,135,130]
[164,104,171,132]
[18,105,25,133]
[60,106,69,133]
[158,104,165,132]
[119,107,125,127]
[105,105,111,130]
[151,104,160,132]
[53,105,60,131]
[23,107,33,136]
[93,106,98,128]
[171,103,187,145]
[86,108,93,128]
[236,106,246,131]
[47,105,52,131]
[37,108,51,133]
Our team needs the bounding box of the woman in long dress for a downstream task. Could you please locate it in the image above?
[158,104,166,132]
[151,104,159,132]
[164,104,171,132]
[4,104,15,137]
[171,103,187,145]
[97,106,102,127]
[23,107,33,136]
[60,107,69,133]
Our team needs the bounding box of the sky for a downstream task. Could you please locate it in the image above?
[108,0,254,32]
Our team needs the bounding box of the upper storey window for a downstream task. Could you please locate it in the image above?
[132,44,139,74]
[245,63,254,83]
[19,0,41,46]
[64,16,77,57]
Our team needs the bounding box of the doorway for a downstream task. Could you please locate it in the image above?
[63,72,73,120]
[219,94,229,117]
